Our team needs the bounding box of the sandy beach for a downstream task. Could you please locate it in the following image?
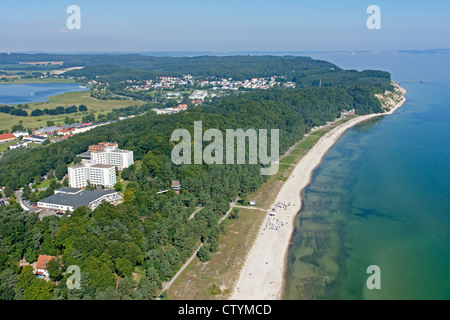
[230,83,406,300]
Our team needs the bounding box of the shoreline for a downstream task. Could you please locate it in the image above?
[230,82,406,300]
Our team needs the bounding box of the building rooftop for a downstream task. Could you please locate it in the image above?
[36,254,56,270]
[111,149,133,154]
[77,151,92,159]
[0,133,15,141]
[25,135,47,140]
[171,180,181,188]
[92,163,115,169]
[39,189,118,210]
[54,187,83,195]
[35,126,60,134]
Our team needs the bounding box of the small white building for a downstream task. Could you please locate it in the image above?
[153,107,177,115]
[35,255,56,279]
[23,135,48,143]
[9,141,29,149]
[13,131,29,138]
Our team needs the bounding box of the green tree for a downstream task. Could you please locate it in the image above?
[0,269,18,300]
[22,185,32,200]
[28,192,39,204]
[115,257,133,277]
[113,181,123,192]
[11,124,25,132]
[47,258,64,282]
[83,257,116,290]
[22,278,54,300]
[117,277,137,300]
[197,246,211,262]
[78,105,88,112]
[16,266,54,300]
[123,188,135,206]
[134,277,155,300]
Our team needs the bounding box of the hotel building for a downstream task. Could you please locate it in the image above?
[68,161,116,189]
[90,146,134,171]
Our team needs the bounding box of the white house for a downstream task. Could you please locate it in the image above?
[35,254,56,279]
[23,135,48,143]
[9,141,29,149]
[13,131,29,138]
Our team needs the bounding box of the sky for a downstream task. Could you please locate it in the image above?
[1,0,449,53]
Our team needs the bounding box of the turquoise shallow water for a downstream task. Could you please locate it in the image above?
[284,53,450,300]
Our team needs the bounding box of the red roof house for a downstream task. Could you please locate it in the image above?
[35,254,56,278]
[0,133,16,142]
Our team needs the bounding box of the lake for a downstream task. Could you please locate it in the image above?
[0,83,88,105]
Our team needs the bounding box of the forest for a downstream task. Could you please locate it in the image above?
[0,55,392,300]
[1,53,391,89]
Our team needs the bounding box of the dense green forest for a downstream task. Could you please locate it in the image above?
[1,53,391,89]
[0,54,392,300]
[0,85,388,300]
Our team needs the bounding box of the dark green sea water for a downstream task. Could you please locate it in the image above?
[284,53,450,300]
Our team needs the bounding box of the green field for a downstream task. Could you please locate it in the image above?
[0,140,17,152]
[0,90,145,132]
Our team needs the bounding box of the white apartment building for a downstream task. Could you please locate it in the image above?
[90,146,134,171]
[68,161,116,189]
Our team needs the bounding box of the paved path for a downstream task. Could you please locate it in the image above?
[158,243,204,300]
[188,207,204,220]
[14,190,37,212]
[159,197,238,297]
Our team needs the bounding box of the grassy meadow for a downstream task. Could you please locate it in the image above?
[0,90,145,132]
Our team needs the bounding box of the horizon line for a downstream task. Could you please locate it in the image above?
[2,48,450,56]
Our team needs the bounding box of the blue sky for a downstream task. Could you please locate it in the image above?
[1,0,449,52]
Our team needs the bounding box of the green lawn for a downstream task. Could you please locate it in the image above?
[0,140,18,152]
[37,178,54,189]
